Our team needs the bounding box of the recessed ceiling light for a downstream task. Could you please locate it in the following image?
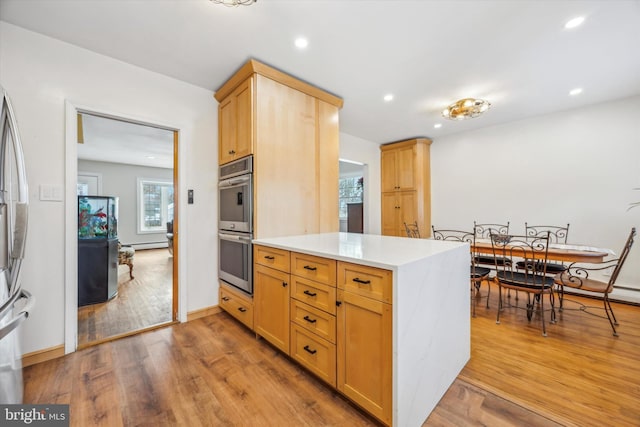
[146,155,156,159]
[565,16,585,29]
[383,94,394,102]
[569,88,583,96]
[294,37,308,49]
[433,123,442,129]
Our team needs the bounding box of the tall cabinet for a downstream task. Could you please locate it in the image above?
[380,138,432,238]
[214,59,343,238]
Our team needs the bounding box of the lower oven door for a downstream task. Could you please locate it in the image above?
[218,231,252,295]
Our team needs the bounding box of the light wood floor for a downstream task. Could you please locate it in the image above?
[25,284,640,426]
[77,248,173,346]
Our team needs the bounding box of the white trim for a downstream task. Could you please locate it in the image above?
[77,171,103,195]
[64,101,187,354]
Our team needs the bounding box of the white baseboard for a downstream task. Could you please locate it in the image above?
[130,242,168,250]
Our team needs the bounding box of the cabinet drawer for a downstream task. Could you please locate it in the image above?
[291,252,336,286]
[290,323,336,387]
[291,299,336,344]
[254,245,290,272]
[291,276,336,315]
[337,262,393,304]
[219,284,254,330]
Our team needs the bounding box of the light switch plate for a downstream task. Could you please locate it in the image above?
[39,184,63,201]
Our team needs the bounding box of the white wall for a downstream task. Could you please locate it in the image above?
[431,96,640,299]
[0,22,218,354]
[78,160,173,246]
[339,132,381,235]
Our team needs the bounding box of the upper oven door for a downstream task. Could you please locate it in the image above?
[219,174,252,233]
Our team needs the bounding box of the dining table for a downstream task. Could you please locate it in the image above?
[471,239,614,263]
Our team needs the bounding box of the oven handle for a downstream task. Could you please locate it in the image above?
[219,233,252,243]
[218,175,251,189]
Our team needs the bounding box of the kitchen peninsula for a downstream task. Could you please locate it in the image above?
[251,232,469,426]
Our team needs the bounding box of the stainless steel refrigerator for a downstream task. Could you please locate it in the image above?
[0,87,34,404]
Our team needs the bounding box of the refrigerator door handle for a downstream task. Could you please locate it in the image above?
[0,289,34,341]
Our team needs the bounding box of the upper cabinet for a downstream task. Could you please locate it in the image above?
[218,76,254,165]
[214,59,343,238]
[380,138,432,238]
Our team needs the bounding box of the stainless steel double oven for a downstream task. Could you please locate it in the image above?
[218,156,253,294]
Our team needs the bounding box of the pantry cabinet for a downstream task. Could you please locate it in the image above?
[380,138,432,238]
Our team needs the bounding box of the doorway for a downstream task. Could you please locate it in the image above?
[339,160,365,233]
[74,112,178,348]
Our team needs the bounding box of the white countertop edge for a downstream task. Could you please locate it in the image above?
[252,232,467,270]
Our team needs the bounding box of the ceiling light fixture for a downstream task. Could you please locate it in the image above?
[433,123,442,129]
[442,98,491,120]
[565,16,585,29]
[383,94,394,102]
[569,87,583,96]
[210,0,256,7]
[294,37,309,49]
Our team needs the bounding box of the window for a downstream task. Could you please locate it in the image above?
[339,176,363,218]
[137,178,174,233]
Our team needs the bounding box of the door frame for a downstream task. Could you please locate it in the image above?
[64,101,186,354]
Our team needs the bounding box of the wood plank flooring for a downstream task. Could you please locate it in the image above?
[77,248,173,346]
[25,284,640,426]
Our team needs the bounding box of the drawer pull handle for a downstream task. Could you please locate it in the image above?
[238,307,247,313]
[303,265,317,271]
[303,315,317,324]
[303,345,317,355]
[353,277,371,285]
[303,290,317,297]
[264,255,275,260]
[222,297,230,302]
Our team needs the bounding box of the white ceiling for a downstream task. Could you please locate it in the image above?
[2,0,639,146]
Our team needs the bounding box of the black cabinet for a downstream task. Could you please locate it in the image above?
[78,238,118,306]
[347,202,363,233]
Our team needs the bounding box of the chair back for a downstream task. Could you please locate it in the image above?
[404,221,420,238]
[561,227,635,294]
[474,221,509,240]
[525,223,569,244]
[432,227,474,244]
[490,232,550,284]
[610,227,636,285]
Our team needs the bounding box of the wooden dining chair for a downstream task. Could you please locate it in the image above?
[432,226,491,317]
[490,231,556,336]
[554,227,636,336]
[404,221,420,238]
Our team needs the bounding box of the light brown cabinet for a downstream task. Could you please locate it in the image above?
[336,261,393,425]
[218,77,254,165]
[380,138,431,238]
[219,283,254,330]
[254,263,290,354]
[214,59,343,238]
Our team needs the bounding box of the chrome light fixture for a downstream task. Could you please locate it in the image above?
[210,0,256,6]
[442,98,491,120]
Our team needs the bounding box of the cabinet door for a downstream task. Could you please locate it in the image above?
[254,264,290,354]
[336,290,392,425]
[381,192,399,237]
[218,77,253,165]
[395,144,415,190]
[218,95,237,165]
[397,190,417,237]
[380,150,398,192]
[234,77,253,159]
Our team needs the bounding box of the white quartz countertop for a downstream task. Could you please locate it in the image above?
[252,232,467,270]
